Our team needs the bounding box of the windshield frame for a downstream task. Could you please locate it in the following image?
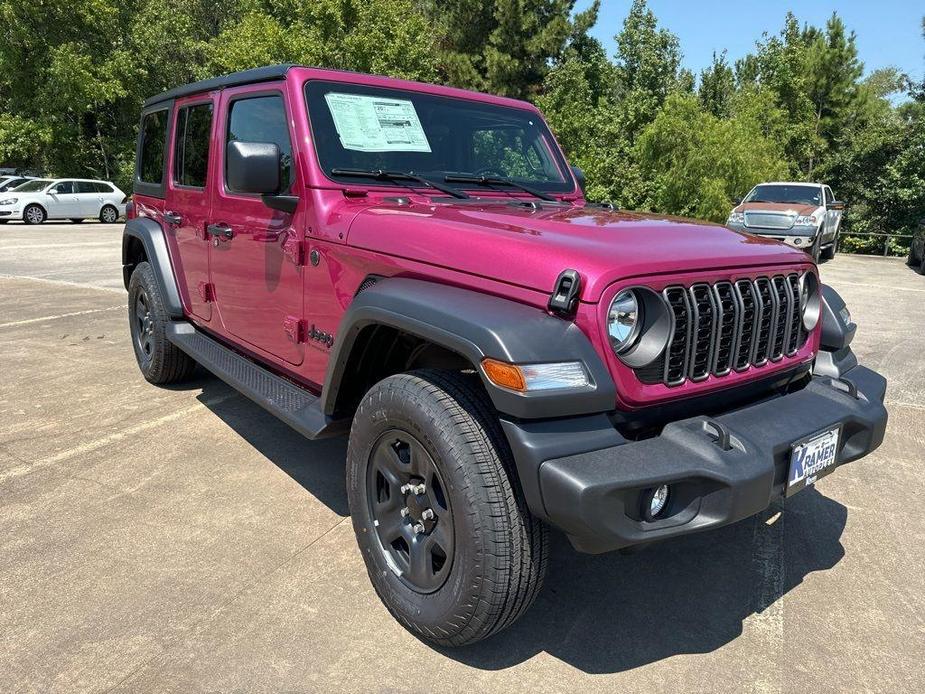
[303,79,576,196]
[12,179,52,192]
[745,184,822,206]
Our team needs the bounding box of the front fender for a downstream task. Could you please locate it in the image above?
[323,278,616,420]
[122,217,183,319]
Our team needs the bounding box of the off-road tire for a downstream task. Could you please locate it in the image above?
[810,230,822,263]
[23,204,45,225]
[100,205,119,223]
[128,261,196,384]
[347,369,548,647]
[820,237,837,261]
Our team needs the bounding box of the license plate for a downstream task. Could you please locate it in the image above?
[786,426,841,497]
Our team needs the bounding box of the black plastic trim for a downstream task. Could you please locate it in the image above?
[502,364,887,554]
[323,278,616,420]
[819,284,856,351]
[122,217,183,318]
[143,64,296,108]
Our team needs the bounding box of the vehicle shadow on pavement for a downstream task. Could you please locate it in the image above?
[190,377,350,517]
[445,489,846,674]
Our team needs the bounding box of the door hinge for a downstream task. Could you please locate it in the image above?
[198,281,216,303]
[284,316,308,343]
[282,235,305,266]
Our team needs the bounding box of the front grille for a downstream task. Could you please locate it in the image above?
[638,274,808,387]
[744,212,795,230]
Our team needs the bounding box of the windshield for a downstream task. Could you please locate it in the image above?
[305,81,573,194]
[13,179,51,192]
[745,184,821,206]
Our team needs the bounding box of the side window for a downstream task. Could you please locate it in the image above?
[75,181,96,193]
[174,102,213,188]
[226,94,292,192]
[824,187,834,204]
[97,182,114,193]
[52,181,74,194]
[139,109,169,184]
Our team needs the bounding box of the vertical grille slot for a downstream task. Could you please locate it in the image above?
[770,276,790,360]
[711,282,739,376]
[688,284,717,381]
[733,279,757,371]
[662,287,691,386]
[752,278,774,366]
[786,274,804,355]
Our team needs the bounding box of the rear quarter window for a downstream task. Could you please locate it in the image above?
[139,110,168,183]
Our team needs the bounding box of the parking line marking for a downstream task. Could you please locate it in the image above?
[0,242,118,250]
[831,280,925,293]
[0,274,124,293]
[0,305,123,328]
[0,393,237,484]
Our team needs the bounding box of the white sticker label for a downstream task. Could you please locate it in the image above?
[323,93,432,153]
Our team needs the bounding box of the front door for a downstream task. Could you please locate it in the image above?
[47,180,79,217]
[164,97,215,321]
[208,85,304,366]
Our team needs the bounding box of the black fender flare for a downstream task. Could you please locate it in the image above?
[322,278,616,420]
[122,217,183,319]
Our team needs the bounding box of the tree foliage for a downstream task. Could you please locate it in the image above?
[0,0,921,251]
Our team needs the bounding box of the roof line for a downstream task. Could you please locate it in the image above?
[142,64,297,108]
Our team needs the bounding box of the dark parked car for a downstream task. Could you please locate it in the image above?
[908,219,925,274]
[123,64,888,646]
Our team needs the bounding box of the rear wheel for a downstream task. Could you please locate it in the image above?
[128,261,196,384]
[100,205,119,223]
[23,204,45,225]
[347,369,548,647]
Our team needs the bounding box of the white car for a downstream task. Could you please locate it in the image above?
[0,178,127,225]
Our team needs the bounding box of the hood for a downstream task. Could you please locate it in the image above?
[346,200,807,301]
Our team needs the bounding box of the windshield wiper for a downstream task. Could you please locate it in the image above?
[330,168,469,199]
[444,173,557,202]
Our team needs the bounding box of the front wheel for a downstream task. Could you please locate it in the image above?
[23,204,45,225]
[347,370,548,647]
[820,236,837,261]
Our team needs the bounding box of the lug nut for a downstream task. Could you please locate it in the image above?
[400,484,412,494]
[412,523,425,535]
[412,484,426,495]
[421,509,435,520]
[400,507,410,518]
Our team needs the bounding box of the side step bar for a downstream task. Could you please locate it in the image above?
[166,321,348,440]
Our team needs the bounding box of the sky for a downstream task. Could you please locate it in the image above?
[577,0,924,86]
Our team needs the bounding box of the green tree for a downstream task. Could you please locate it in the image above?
[421,0,600,99]
[699,51,735,118]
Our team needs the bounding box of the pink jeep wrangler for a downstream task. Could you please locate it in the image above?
[124,65,887,646]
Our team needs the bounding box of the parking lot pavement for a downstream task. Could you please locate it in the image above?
[1,228,923,692]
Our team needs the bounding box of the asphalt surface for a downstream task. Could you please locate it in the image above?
[1,222,923,692]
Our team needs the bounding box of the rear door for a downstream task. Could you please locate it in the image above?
[74,181,102,217]
[47,181,79,217]
[208,85,303,366]
[164,96,216,321]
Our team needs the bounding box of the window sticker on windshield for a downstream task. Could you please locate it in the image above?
[323,93,432,153]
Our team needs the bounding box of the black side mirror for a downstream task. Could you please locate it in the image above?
[828,200,846,210]
[570,165,586,194]
[226,140,280,195]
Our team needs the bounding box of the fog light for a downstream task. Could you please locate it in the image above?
[642,484,670,520]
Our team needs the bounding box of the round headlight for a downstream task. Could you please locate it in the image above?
[608,289,641,353]
[799,272,821,331]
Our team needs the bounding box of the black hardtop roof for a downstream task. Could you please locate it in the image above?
[143,64,297,108]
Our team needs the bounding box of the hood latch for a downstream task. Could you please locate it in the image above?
[548,269,581,317]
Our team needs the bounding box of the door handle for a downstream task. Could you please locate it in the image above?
[164,210,182,225]
[207,223,234,240]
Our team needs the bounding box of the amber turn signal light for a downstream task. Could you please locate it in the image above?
[481,358,527,392]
